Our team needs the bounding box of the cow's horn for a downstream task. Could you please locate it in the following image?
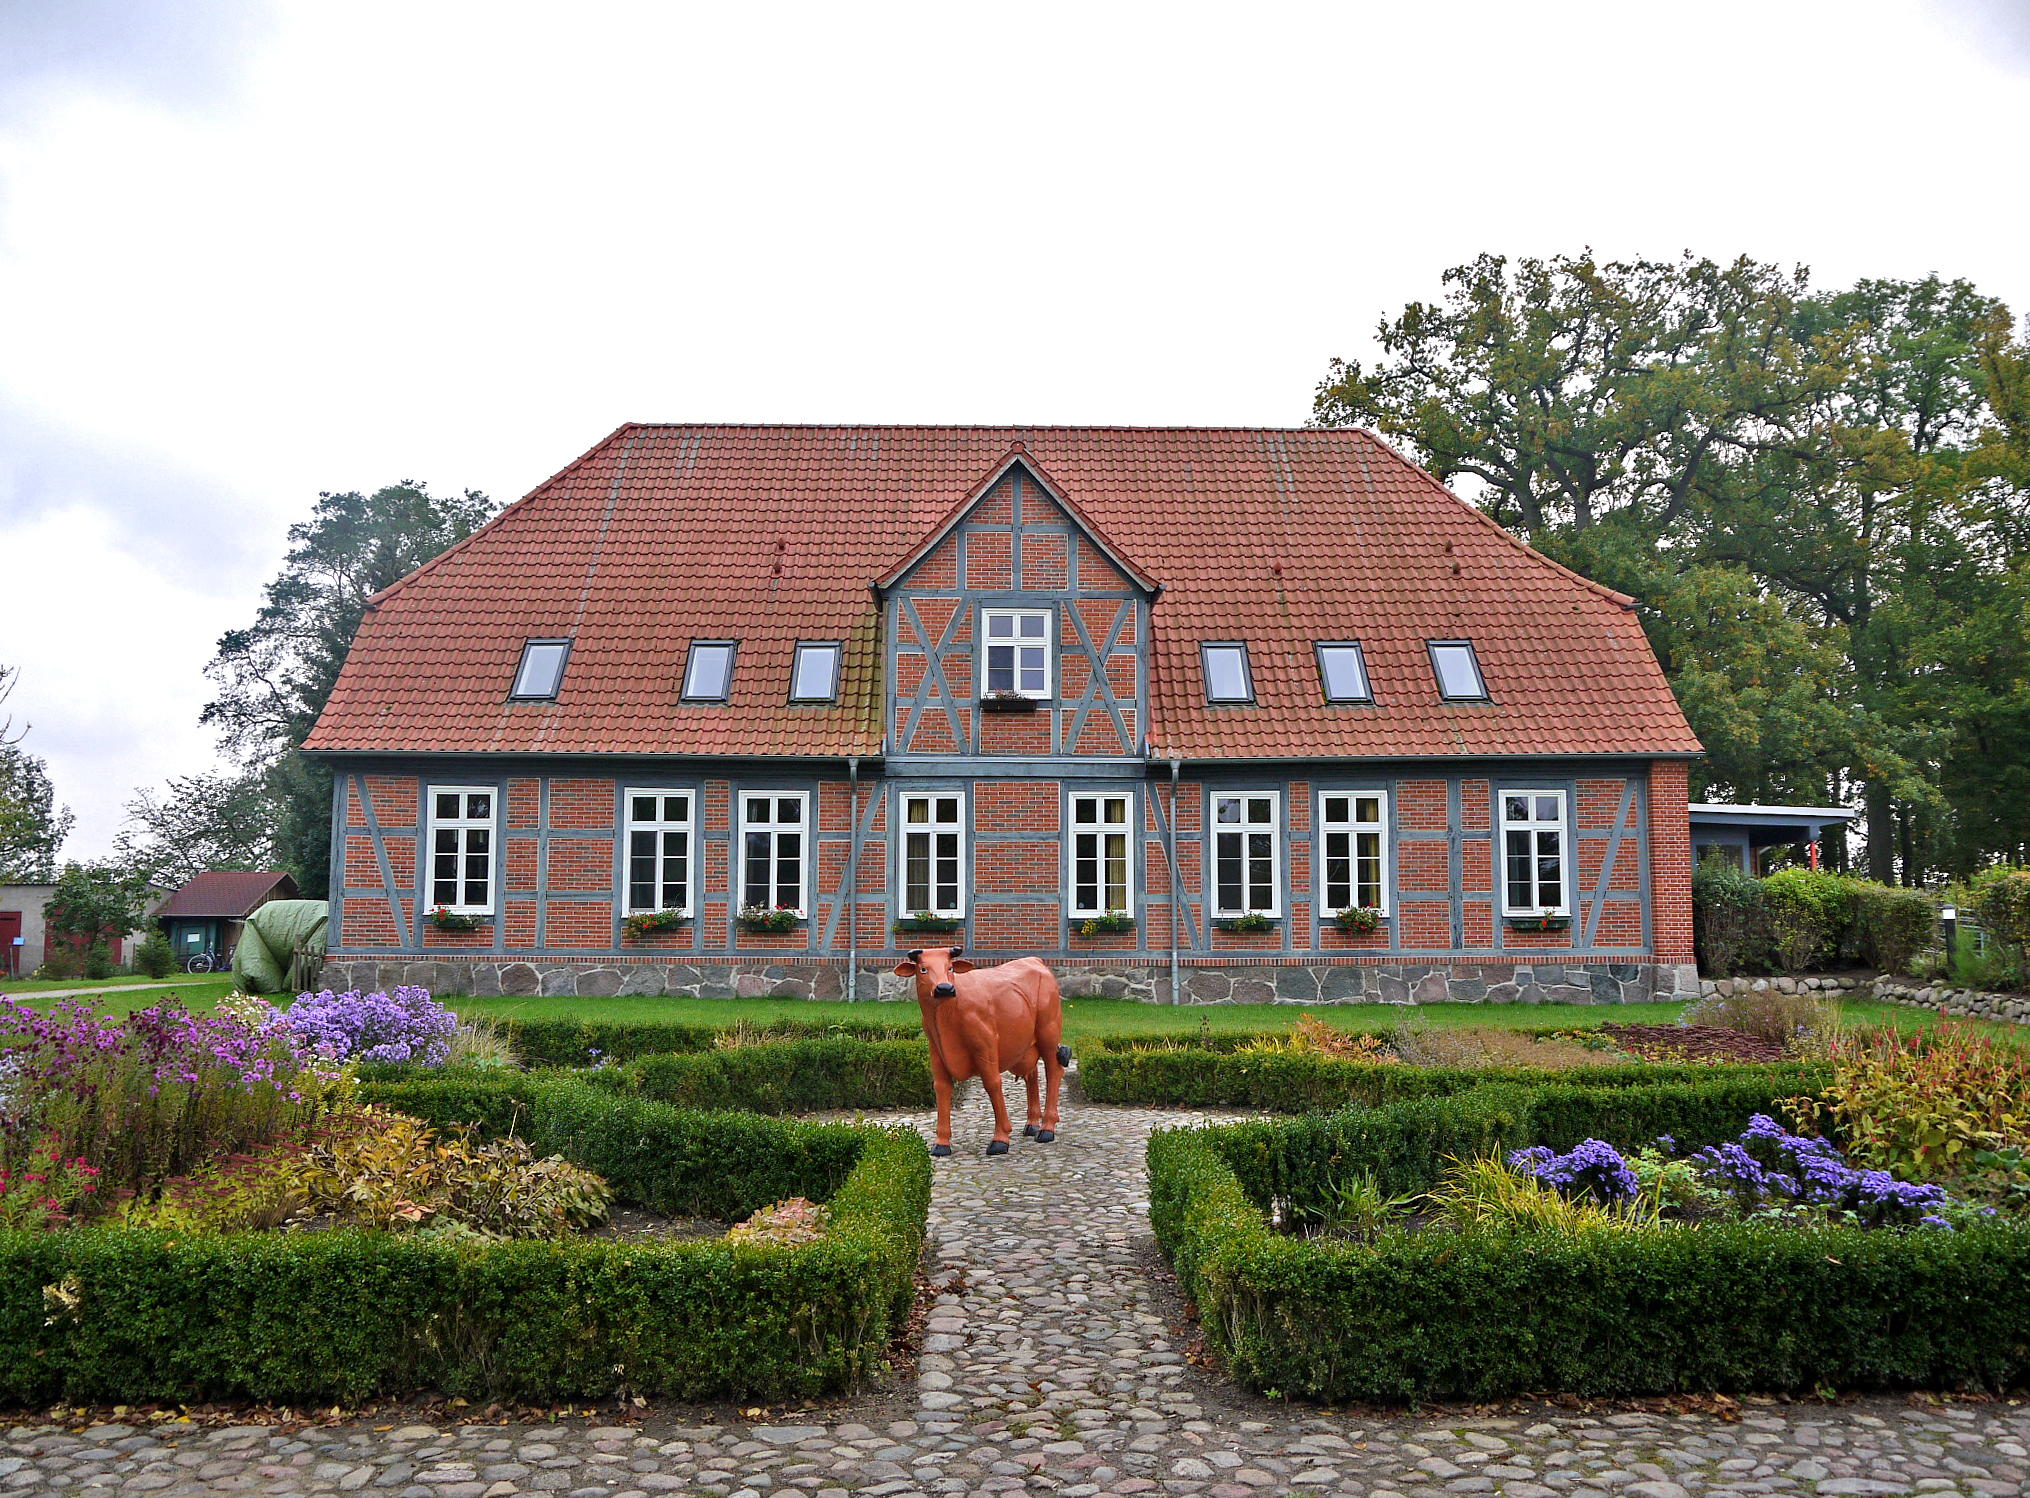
[908,948,923,964]
[949,943,963,958]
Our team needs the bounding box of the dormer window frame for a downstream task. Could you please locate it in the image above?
[789,641,842,704]
[1201,642,1255,705]
[979,607,1054,701]
[509,637,572,701]
[1428,639,1490,702]
[681,639,739,703]
[1314,641,1373,705]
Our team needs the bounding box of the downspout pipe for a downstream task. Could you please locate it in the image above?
[848,756,861,1003]
[1169,758,1182,1005]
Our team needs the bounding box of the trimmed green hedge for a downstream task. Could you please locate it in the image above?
[1079,1035,1827,1113]
[499,1016,920,1069]
[1149,1085,2030,1401]
[0,1076,930,1405]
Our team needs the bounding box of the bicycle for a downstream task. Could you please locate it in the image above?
[183,947,233,974]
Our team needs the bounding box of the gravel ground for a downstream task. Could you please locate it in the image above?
[4,1103,2025,1498]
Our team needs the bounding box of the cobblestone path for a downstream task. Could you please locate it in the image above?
[5,1105,2027,1498]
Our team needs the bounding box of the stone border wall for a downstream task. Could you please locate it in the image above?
[1698,971,2030,1027]
[313,957,1697,1007]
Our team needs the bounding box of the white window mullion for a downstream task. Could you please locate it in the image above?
[1499,789,1569,916]
[1319,792,1389,915]
[741,792,810,918]
[1071,793,1133,915]
[1212,793,1280,916]
[625,790,695,915]
[427,786,495,914]
[901,793,966,917]
[980,608,1053,699]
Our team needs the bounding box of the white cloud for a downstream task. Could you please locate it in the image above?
[0,0,2026,857]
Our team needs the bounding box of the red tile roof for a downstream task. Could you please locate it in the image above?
[154,870,297,919]
[304,425,1700,762]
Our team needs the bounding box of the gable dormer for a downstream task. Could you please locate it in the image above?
[876,448,1158,760]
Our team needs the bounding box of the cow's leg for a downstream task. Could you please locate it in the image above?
[977,1048,1015,1155]
[1021,1049,1042,1136]
[1037,1006,1065,1141]
[931,1071,955,1157]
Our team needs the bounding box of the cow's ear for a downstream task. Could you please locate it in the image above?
[950,959,975,974]
[892,961,920,977]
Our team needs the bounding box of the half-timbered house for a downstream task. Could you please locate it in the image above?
[304,425,1702,1005]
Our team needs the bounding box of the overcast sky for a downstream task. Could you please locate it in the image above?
[2,0,2026,861]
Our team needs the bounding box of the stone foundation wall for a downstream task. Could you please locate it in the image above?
[1698,971,2030,1027]
[315,957,1698,1006]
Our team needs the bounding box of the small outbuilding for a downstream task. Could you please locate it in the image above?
[152,870,299,967]
[1688,803,1859,875]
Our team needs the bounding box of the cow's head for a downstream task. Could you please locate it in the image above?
[894,945,974,998]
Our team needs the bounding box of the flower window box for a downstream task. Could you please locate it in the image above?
[979,690,1042,713]
[1506,914,1571,933]
[736,905,802,933]
[622,910,692,942]
[1332,906,1384,935]
[894,913,966,935]
[1071,911,1135,938]
[1215,912,1278,934]
[429,907,484,933]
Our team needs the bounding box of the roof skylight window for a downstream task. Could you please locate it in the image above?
[510,639,570,700]
[1202,643,1254,704]
[1429,640,1489,701]
[1315,643,1372,703]
[790,642,841,703]
[682,641,737,702]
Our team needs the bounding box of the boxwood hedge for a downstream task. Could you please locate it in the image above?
[1080,1034,1828,1113]
[499,1016,920,1069]
[1150,1082,2030,1401]
[0,1075,930,1405]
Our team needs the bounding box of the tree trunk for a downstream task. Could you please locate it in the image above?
[1865,784,1895,883]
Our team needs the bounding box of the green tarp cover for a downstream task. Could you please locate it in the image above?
[233,899,329,994]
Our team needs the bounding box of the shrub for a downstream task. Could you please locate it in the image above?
[1851,883,1936,975]
[133,934,175,981]
[0,1079,931,1404]
[441,1016,517,1070]
[82,943,113,981]
[1681,985,1825,1047]
[1692,856,1771,977]
[1388,1025,1611,1070]
[1972,869,2030,951]
[617,1039,933,1114]
[1761,869,1854,974]
[276,987,458,1065]
[1795,1023,2030,1182]
[1149,1105,2030,1402]
[0,999,340,1197]
[0,1142,102,1230]
[501,1016,920,1069]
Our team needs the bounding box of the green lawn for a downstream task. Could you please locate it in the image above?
[26,983,2027,1047]
[0,971,222,995]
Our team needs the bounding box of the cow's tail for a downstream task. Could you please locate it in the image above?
[1056,1043,1072,1067]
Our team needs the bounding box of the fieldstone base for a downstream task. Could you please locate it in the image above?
[317,956,1693,1005]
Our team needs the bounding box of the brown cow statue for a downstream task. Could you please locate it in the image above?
[896,945,1071,1157]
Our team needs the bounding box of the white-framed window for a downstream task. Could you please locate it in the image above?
[1071,792,1133,915]
[899,792,965,917]
[1212,792,1280,915]
[980,608,1052,699]
[428,786,495,914]
[790,642,841,703]
[625,790,694,915]
[740,792,809,917]
[1500,789,1568,915]
[1320,792,1388,914]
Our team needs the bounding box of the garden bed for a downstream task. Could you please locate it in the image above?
[1149,1083,2030,1402]
[0,1074,930,1405]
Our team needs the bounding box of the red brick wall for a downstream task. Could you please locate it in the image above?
[1650,759,1694,963]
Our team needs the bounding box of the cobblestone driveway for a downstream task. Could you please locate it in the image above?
[5,1105,2025,1498]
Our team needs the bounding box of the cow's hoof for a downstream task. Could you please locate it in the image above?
[1057,1044,1073,1066]
[1023,1124,1038,1137]
[986,1140,1010,1156]
[1035,1129,1055,1143]
[931,1143,952,1157]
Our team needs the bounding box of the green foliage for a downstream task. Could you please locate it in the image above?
[41,863,153,954]
[82,944,113,981]
[112,770,279,886]
[133,933,174,981]
[1150,1096,2030,1401]
[1682,985,1825,1046]
[1691,856,1771,977]
[618,1039,933,1114]
[1851,882,1937,975]
[0,664,72,881]
[1077,1034,1826,1116]
[0,1080,931,1404]
[1760,869,1855,974]
[498,1016,920,1070]
[1972,870,2030,952]
[1796,1024,2030,1181]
